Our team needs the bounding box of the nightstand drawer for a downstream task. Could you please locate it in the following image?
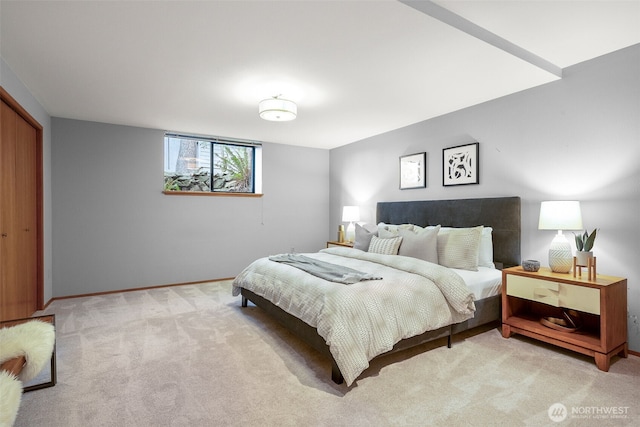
[506,275,600,314]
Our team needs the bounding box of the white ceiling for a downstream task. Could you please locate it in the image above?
[1,1,639,149]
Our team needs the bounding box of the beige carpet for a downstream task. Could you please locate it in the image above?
[15,280,639,426]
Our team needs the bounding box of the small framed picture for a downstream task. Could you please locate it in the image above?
[443,142,479,186]
[400,152,426,190]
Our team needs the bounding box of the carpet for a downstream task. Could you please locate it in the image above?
[14,280,640,426]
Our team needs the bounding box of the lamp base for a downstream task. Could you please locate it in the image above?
[548,232,573,273]
[346,222,356,242]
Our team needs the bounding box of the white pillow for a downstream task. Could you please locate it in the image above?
[368,235,403,255]
[436,226,484,271]
[478,226,494,269]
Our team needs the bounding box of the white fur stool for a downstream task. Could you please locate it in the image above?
[0,318,56,427]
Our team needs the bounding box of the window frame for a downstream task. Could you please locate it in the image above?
[163,132,263,197]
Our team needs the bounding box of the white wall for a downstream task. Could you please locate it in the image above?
[329,45,640,351]
[52,119,330,296]
[1,58,54,303]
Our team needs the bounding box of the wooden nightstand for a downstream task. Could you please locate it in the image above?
[326,241,354,248]
[502,266,627,371]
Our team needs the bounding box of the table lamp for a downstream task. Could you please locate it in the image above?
[342,206,360,243]
[538,201,583,273]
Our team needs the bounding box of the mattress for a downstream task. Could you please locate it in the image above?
[451,266,502,301]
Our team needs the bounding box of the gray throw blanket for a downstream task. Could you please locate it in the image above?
[268,254,382,284]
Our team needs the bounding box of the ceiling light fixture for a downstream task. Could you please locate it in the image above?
[258,95,297,121]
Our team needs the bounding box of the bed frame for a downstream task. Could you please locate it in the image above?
[241,196,521,384]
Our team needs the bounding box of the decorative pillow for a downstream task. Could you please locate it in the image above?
[429,225,494,269]
[377,222,414,236]
[400,225,440,263]
[353,223,377,251]
[378,226,397,239]
[380,224,440,263]
[437,226,483,271]
[368,235,403,255]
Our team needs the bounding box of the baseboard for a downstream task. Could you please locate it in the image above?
[44,278,234,304]
[629,349,640,358]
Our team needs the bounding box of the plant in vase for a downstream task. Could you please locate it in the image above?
[574,229,598,266]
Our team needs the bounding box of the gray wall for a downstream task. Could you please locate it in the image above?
[1,58,54,303]
[330,45,640,351]
[52,119,329,296]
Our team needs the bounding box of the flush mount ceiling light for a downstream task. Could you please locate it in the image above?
[258,95,297,121]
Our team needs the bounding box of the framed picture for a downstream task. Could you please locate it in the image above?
[400,152,426,189]
[443,142,479,186]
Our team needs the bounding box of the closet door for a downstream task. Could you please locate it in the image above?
[0,97,39,320]
[0,100,20,320]
[16,109,38,314]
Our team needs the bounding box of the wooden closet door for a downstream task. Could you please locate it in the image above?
[16,110,38,315]
[0,98,38,320]
[0,100,20,320]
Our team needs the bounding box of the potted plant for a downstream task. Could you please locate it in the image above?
[574,229,598,266]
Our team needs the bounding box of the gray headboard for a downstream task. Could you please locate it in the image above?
[376,196,521,268]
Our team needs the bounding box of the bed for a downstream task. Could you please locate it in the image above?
[233,196,521,385]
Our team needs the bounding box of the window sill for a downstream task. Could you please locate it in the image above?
[162,191,263,198]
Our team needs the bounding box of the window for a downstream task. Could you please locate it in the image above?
[164,133,262,194]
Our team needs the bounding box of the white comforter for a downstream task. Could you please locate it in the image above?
[232,247,475,385]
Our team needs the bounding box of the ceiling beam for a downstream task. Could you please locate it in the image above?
[400,0,563,78]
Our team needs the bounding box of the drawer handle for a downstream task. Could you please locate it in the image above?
[533,287,558,298]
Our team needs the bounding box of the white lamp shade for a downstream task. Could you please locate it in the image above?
[341,206,360,222]
[259,97,297,121]
[538,201,583,231]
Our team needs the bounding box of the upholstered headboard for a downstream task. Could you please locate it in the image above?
[376,196,521,268]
